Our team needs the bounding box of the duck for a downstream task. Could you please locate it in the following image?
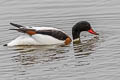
[5,21,99,46]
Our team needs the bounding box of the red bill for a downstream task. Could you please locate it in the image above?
[88,28,99,35]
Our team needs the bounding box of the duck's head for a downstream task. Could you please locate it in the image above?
[72,21,99,40]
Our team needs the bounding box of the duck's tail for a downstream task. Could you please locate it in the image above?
[10,23,25,28]
[9,23,26,33]
[9,23,36,35]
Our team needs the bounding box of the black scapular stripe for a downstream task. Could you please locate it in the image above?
[36,30,68,40]
[10,23,25,28]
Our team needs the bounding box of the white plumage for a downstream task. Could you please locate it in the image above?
[7,26,67,46]
[7,34,64,46]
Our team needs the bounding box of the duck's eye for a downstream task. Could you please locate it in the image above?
[86,24,90,27]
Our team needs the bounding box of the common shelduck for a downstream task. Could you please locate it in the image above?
[5,21,98,46]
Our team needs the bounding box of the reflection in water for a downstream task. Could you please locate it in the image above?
[73,36,99,57]
[10,36,99,66]
[11,45,70,65]
[72,36,99,67]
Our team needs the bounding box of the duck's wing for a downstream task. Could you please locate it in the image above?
[9,23,70,40]
[36,29,69,40]
[10,23,37,35]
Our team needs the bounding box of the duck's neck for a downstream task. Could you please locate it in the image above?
[72,32,80,40]
[72,30,81,44]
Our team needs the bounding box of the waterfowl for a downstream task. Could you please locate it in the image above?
[6,21,98,46]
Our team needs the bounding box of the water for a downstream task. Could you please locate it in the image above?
[0,0,120,80]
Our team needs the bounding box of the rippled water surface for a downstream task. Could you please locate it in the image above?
[1,0,120,80]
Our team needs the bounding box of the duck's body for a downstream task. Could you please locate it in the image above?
[7,23,71,46]
[6,21,98,46]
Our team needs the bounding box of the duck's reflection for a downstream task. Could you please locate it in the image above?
[12,44,69,65]
[73,36,99,57]
[11,36,99,66]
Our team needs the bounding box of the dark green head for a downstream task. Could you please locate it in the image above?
[72,21,99,40]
